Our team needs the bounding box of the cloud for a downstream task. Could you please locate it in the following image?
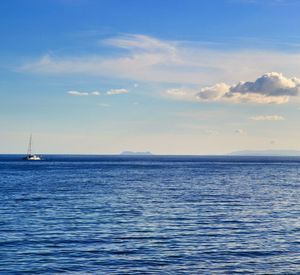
[165,88,198,101]
[168,72,300,104]
[249,115,285,121]
[107,88,128,95]
[229,72,300,96]
[67,91,89,96]
[21,34,181,83]
[104,34,176,53]
[197,83,230,101]
[197,72,300,104]
[91,91,100,96]
[68,89,128,97]
[166,88,189,97]
[20,34,300,86]
[67,90,100,96]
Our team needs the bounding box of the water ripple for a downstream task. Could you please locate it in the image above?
[0,156,300,274]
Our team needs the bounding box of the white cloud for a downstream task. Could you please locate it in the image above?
[229,72,300,96]
[166,88,189,97]
[67,91,89,96]
[249,115,285,121]
[225,93,289,104]
[165,88,199,101]
[20,34,300,86]
[167,72,300,104]
[107,88,128,95]
[197,72,299,104]
[104,34,176,53]
[68,90,101,96]
[197,83,230,101]
[91,91,100,96]
[68,89,129,97]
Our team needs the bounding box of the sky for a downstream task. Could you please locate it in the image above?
[1,0,300,154]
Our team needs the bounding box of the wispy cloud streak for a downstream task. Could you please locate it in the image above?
[20,34,300,86]
[107,88,128,95]
[67,91,89,96]
[67,90,101,96]
[249,115,285,121]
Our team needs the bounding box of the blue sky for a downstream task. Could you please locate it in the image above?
[1,0,300,154]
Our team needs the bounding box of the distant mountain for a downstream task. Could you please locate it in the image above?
[121,151,153,156]
[229,150,300,156]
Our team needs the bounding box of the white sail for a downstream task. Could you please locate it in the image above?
[24,134,41,161]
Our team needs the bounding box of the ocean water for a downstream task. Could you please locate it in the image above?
[1,155,300,274]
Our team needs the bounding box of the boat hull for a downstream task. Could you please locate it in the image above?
[24,155,41,161]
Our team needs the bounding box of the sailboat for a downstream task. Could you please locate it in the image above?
[24,134,41,161]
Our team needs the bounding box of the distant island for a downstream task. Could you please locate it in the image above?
[229,150,300,156]
[120,151,153,156]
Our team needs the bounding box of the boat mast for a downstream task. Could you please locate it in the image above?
[27,134,32,156]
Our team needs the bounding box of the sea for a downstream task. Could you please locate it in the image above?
[1,155,300,274]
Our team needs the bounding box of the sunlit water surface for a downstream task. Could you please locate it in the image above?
[1,155,300,274]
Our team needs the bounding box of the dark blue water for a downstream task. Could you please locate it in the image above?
[1,155,300,274]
